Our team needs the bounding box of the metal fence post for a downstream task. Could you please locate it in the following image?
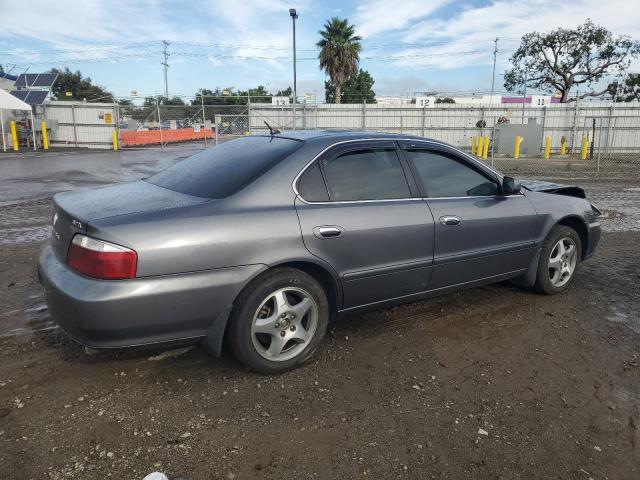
[570,99,579,154]
[421,105,426,137]
[201,96,207,149]
[156,98,163,150]
[115,101,120,148]
[361,100,366,131]
[71,103,78,147]
[540,105,547,152]
[214,123,218,145]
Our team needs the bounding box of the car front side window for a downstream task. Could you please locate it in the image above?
[406,149,499,198]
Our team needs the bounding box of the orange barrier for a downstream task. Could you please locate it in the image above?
[120,128,214,147]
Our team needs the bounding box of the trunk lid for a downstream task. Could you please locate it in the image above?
[50,180,208,261]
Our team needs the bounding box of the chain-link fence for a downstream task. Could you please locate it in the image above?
[245,102,640,178]
[39,99,640,178]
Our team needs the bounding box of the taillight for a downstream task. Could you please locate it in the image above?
[67,234,137,280]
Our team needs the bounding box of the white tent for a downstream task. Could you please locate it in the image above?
[0,88,36,152]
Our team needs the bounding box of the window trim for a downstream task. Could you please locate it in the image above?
[294,139,418,204]
[292,138,507,204]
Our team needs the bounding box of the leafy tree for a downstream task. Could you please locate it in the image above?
[325,69,376,103]
[142,96,185,106]
[317,17,362,104]
[274,87,292,98]
[504,20,640,102]
[613,74,640,102]
[49,67,113,102]
[435,97,455,104]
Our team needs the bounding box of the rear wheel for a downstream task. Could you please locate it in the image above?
[226,268,329,374]
[534,225,581,294]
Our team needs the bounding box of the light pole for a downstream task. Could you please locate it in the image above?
[289,8,298,130]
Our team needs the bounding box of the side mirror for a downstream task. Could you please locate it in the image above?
[502,176,521,195]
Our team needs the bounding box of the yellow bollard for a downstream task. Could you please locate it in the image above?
[514,135,522,159]
[41,120,49,150]
[112,129,118,151]
[471,136,477,155]
[560,137,567,156]
[482,135,489,159]
[476,136,484,158]
[581,136,588,160]
[544,136,551,160]
[10,120,18,151]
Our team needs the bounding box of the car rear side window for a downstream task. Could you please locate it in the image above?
[322,149,410,201]
[298,164,330,202]
[146,136,303,198]
[407,149,499,197]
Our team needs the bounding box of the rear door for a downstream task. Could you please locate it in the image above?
[294,140,435,309]
[400,142,537,289]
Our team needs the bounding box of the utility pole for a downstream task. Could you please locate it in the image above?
[522,67,528,124]
[490,38,498,102]
[289,9,298,130]
[161,40,170,98]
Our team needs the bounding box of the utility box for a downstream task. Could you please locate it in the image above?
[494,120,543,155]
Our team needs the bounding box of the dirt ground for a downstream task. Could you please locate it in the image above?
[1,165,639,478]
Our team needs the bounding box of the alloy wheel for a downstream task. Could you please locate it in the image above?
[250,287,318,362]
[548,237,578,287]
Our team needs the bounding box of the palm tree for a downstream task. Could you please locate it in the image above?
[317,18,362,104]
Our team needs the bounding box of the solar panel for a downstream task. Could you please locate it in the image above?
[10,90,28,101]
[15,73,58,88]
[10,90,48,105]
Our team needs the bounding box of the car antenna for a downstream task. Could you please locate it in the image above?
[264,121,281,135]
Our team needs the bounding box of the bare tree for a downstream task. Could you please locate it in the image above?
[504,20,640,102]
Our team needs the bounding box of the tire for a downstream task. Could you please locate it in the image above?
[226,267,329,374]
[533,225,582,295]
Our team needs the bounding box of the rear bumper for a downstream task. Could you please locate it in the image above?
[38,245,264,350]
[584,221,601,260]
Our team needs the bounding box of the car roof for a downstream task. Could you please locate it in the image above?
[269,129,444,144]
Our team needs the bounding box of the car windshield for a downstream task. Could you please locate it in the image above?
[146,136,303,199]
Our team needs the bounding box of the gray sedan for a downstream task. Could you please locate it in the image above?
[38,131,601,374]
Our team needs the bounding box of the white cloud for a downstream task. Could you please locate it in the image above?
[1,0,314,63]
[354,0,452,38]
[397,0,640,69]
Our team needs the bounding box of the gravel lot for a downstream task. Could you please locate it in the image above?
[0,147,639,479]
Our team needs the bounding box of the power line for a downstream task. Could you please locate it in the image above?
[0,36,523,58]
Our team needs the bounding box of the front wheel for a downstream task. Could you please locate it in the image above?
[534,225,582,294]
[226,268,329,374]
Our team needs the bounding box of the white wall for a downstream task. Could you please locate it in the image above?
[44,101,117,149]
[248,102,640,153]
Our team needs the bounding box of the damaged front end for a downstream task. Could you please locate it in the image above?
[520,179,601,219]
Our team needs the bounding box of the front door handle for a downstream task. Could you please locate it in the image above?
[314,226,344,238]
[439,215,461,226]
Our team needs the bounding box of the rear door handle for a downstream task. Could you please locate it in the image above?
[314,226,344,238]
[439,215,461,226]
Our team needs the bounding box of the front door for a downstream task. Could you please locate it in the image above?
[400,143,537,289]
[294,141,435,309]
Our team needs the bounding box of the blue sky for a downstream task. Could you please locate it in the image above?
[1,0,639,100]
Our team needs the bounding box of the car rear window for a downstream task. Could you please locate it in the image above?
[146,136,303,198]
